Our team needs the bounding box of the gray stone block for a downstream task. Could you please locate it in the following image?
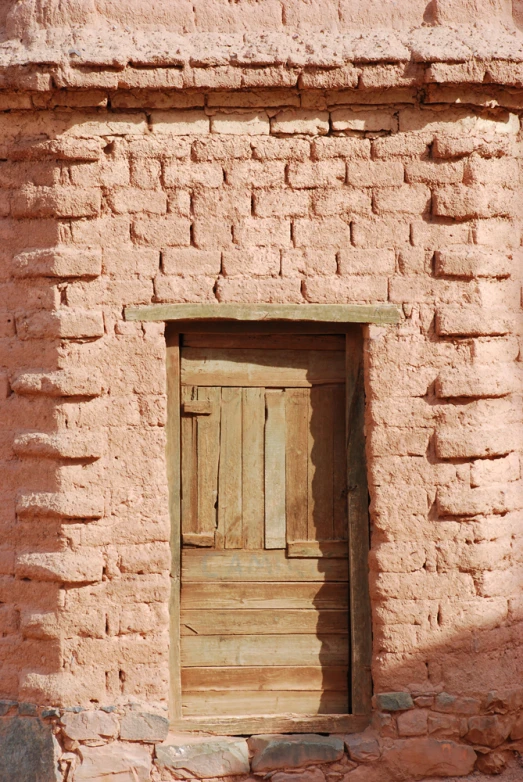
[249,734,344,772]
[0,717,56,782]
[120,712,169,742]
[156,736,249,779]
[18,703,37,716]
[375,692,414,711]
[0,702,16,717]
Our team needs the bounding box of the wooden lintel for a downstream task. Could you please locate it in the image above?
[125,303,401,325]
[170,713,370,736]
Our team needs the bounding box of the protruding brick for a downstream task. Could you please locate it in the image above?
[436,307,514,337]
[332,108,397,132]
[150,110,210,135]
[312,137,370,160]
[11,186,101,219]
[374,184,430,214]
[16,491,104,519]
[211,112,269,135]
[435,247,512,278]
[437,483,522,516]
[287,160,345,189]
[271,110,329,136]
[13,431,104,460]
[436,365,519,398]
[471,452,521,487]
[15,550,104,583]
[11,370,102,397]
[162,248,221,276]
[347,161,404,188]
[338,249,395,275]
[132,216,191,247]
[15,310,104,340]
[13,247,102,278]
[405,161,463,185]
[433,185,514,219]
[435,427,519,459]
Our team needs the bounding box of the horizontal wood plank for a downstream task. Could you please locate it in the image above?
[287,541,348,559]
[180,609,348,636]
[171,714,371,735]
[127,303,402,325]
[183,334,346,351]
[181,582,349,609]
[182,550,349,583]
[182,690,348,716]
[181,348,345,387]
[181,666,348,692]
[182,532,214,548]
[181,634,349,667]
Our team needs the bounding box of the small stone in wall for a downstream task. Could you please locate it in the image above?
[343,731,381,763]
[374,692,414,712]
[465,715,512,748]
[475,750,511,775]
[75,743,152,781]
[61,710,119,741]
[397,710,428,737]
[272,769,326,782]
[384,737,476,778]
[120,711,169,742]
[249,734,344,772]
[155,736,250,779]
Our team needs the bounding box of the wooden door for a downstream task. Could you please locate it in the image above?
[178,333,352,719]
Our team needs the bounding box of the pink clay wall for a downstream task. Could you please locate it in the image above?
[0,55,522,781]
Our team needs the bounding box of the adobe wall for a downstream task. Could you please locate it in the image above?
[0,53,522,782]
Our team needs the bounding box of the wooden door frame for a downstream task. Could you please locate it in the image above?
[128,304,401,735]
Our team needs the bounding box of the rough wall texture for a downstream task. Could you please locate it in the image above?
[0,39,522,782]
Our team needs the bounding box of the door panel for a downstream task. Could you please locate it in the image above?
[180,335,348,718]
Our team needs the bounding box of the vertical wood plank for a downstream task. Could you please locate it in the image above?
[308,385,334,542]
[285,388,308,544]
[265,390,286,549]
[181,385,198,537]
[242,388,265,550]
[197,386,221,539]
[346,329,372,715]
[219,387,243,549]
[333,384,347,541]
[166,334,182,720]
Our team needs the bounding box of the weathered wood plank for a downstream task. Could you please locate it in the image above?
[126,303,402,325]
[181,634,349,667]
[346,330,372,715]
[308,385,334,542]
[218,387,242,550]
[181,666,348,692]
[197,387,220,540]
[181,386,198,537]
[183,400,212,415]
[182,532,214,548]
[181,690,348,716]
[181,348,345,387]
[265,390,286,549]
[180,582,349,610]
[242,388,265,550]
[166,335,182,720]
[171,714,369,735]
[287,541,348,559]
[333,383,348,541]
[183,334,346,351]
[182,550,349,582]
[285,388,309,544]
[180,609,348,636]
